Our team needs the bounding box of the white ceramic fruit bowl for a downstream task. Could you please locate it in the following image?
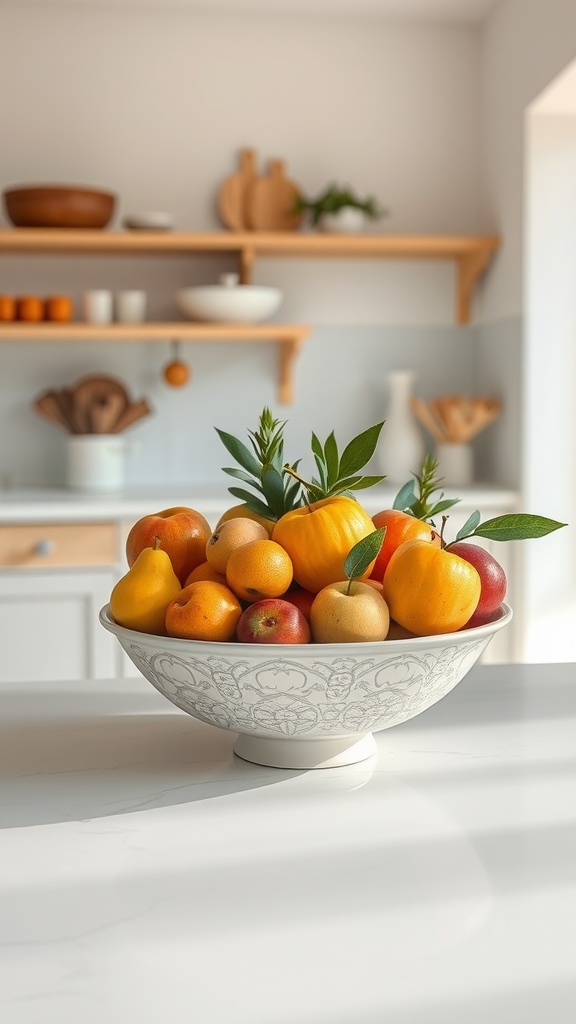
[177,274,282,324]
[100,603,512,770]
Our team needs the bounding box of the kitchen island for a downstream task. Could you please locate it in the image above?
[1,663,575,1023]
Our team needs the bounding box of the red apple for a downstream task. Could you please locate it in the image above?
[281,585,315,621]
[236,598,311,644]
[448,541,507,620]
[126,506,212,586]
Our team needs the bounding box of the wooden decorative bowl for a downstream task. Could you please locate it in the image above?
[3,184,116,229]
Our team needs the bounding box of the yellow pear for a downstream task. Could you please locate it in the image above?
[110,537,182,635]
[310,580,390,644]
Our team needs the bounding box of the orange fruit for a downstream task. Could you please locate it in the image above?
[206,517,269,575]
[163,359,190,387]
[310,581,390,643]
[226,538,293,602]
[165,580,242,642]
[215,503,275,537]
[126,506,212,586]
[369,509,440,582]
[185,561,227,586]
[272,495,376,594]
[382,539,481,636]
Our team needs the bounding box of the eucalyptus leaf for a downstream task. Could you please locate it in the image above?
[227,487,277,521]
[323,431,340,485]
[393,481,417,511]
[221,466,265,493]
[339,422,384,477]
[473,513,567,542]
[348,475,386,491]
[260,467,287,517]
[426,497,460,518]
[344,528,386,581]
[215,429,262,478]
[455,510,482,541]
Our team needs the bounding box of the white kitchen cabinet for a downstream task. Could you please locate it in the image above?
[0,518,124,684]
[0,569,120,683]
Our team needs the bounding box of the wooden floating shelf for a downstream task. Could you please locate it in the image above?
[0,229,500,324]
[0,322,310,404]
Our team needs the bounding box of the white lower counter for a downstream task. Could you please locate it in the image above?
[1,663,574,1024]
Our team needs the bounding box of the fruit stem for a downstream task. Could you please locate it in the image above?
[283,464,314,512]
[439,516,449,548]
[152,535,161,550]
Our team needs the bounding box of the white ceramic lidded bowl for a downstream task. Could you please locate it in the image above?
[177,273,282,324]
[100,604,512,770]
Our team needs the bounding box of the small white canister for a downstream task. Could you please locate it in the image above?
[435,442,474,487]
[67,435,126,492]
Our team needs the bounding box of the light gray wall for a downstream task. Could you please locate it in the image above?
[0,3,487,488]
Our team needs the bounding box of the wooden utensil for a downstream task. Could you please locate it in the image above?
[58,387,84,435]
[89,391,127,434]
[217,148,257,231]
[109,398,152,434]
[71,375,130,435]
[246,159,304,232]
[413,394,502,444]
[33,390,75,433]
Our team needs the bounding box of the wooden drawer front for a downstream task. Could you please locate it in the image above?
[0,523,119,568]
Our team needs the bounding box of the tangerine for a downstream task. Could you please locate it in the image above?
[369,509,439,582]
[165,580,242,642]
[226,538,293,602]
[163,359,190,387]
[184,561,227,586]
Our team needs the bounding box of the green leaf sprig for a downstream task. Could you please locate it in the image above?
[343,528,386,595]
[448,512,567,546]
[215,407,302,522]
[393,454,459,525]
[285,421,386,504]
[393,454,567,546]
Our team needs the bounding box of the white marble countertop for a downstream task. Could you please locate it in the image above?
[0,482,519,523]
[1,663,575,1023]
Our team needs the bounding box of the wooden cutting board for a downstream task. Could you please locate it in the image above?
[246,159,303,232]
[217,148,257,231]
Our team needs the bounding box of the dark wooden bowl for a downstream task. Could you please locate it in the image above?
[3,184,116,229]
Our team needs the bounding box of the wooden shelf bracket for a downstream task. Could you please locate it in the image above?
[456,243,496,324]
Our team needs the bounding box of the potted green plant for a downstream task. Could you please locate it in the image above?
[294,183,388,232]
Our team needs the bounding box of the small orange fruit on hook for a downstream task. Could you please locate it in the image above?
[163,359,190,387]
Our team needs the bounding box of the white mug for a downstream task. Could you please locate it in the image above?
[83,289,113,324]
[116,289,147,324]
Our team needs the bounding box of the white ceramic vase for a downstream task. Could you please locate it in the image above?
[378,370,425,485]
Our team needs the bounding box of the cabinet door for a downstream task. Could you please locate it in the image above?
[0,569,120,683]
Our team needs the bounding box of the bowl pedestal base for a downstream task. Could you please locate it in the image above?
[233,732,377,770]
